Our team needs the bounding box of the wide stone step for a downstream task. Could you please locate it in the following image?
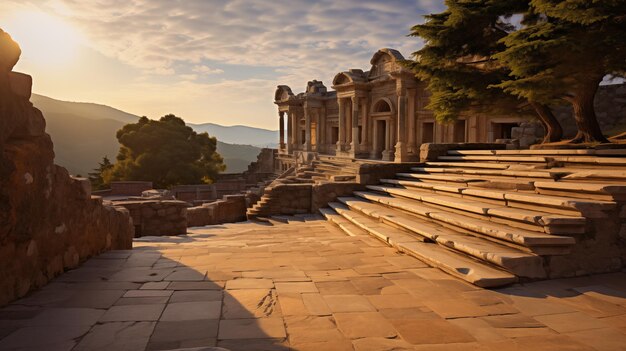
[397,172,537,190]
[441,154,626,166]
[411,167,563,179]
[326,203,517,287]
[439,155,549,163]
[396,173,485,184]
[366,184,586,234]
[425,161,512,170]
[355,190,576,249]
[534,181,626,200]
[319,207,370,237]
[559,168,626,181]
[447,149,600,156]
[337,197,546,278]
[379,179,616,217]
[448,149,626,157]
[329,203,517,288]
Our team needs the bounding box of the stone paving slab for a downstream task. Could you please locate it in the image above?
[0,219,625,350]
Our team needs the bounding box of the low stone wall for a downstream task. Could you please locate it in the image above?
[171,184,217,203]
[419,143,506,162]
[109,181,153,196]
[115,200,188,237]
[187,195,247,227]
[247,182,366,218]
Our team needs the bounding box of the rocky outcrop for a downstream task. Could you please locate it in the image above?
[0,29,134,306]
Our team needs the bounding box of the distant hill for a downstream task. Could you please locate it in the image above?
[31,94,140,124]
[190,122,278,148]
[31,94,266,175]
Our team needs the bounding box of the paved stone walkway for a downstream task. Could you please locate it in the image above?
[1,218,626,351]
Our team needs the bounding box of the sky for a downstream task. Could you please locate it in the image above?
[0,0,444,130]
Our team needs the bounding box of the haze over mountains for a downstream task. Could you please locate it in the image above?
[31,94,278,175]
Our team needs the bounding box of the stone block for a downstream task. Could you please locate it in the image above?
[8,71,32,99]
[70,176,92,199]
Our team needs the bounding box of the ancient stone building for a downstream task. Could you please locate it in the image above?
[274,48,535,168]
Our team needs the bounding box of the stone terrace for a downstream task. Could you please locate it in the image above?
[1,218,625,351]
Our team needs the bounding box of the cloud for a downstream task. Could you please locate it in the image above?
[30,0,443,81]
[1,0,446,128]
[192,65,224,75]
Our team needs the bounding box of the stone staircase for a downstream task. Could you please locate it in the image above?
[273,158,360,185]
[320,148,626,288]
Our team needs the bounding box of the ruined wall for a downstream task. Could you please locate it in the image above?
[187,195,247,227]
[0,30,134,306]
[115,200,188,237]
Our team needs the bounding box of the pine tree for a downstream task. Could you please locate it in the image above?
[494,0,626,143]
[405,0,564,143]
[88,156,114,190]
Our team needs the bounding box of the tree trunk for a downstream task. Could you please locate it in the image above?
[566,77,608,143]
[529,101,563,143]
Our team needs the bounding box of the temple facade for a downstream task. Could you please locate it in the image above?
[274,48,535,168]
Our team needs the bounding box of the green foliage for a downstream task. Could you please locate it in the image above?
[405,0,532,124]
[88,156,113,190]
[407,0,625,142]
[494,0,626,101]
[106,114,226,188]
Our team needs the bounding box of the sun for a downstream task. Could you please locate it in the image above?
[3,11,83,66]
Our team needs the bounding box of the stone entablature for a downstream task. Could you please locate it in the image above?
[274,48,543,165]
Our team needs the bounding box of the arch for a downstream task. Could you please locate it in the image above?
[369,48,405,77]
[371,97,395,114]
[332,72,352,86]
[370,48,405,65]
[274,85,294,102]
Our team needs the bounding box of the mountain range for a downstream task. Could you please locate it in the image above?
[30,94,278,175]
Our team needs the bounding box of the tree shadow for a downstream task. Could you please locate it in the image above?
[0,230,291,351]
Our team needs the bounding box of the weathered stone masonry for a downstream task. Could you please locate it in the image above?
[0,32,134,305]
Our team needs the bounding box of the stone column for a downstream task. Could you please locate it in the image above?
[291,111,299,151]
[407,88,417,154]
[304,106,312,152]
[361,96,370,150]
[337,98,345,152]
[382,119,393,161]
[314,109,322,153]
[350,96,360,156]
[320,105,326,153]
[371,120,379,159]
[286,110,293,154]
[394,83,409,162]
[279,111,285,151]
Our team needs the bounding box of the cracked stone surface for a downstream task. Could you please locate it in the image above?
[0,219,625,350]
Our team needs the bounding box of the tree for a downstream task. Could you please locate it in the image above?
[494,0,626,143]
[88,156,113,190]
[405,0,564,143]
[106,114,225,188]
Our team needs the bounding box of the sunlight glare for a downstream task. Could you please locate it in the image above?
[3,11,83,66]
